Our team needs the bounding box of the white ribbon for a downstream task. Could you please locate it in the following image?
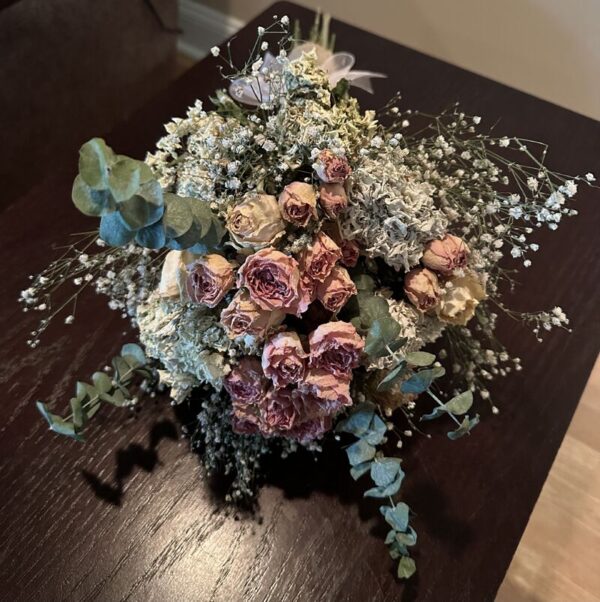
[229,44,386,107]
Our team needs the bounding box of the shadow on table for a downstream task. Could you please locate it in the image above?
[81,419,178,506]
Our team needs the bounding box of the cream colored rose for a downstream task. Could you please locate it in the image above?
[437,271,486,325]
[158,250,196,298]
[226,194,286,248]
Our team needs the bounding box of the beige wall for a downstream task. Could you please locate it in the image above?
[199,0,600,121]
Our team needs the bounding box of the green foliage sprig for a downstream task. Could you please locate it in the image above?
[336,402,417,579]
[73,138,224,252]
[36,344,151,441]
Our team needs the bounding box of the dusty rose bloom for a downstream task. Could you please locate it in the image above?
[340,239,360,268]
[287,416,333,443]
[220,289,285,340]
[262,331,307,388]
[300,231,342,282]
[422,234,470,275]
[237,247,305,313]
[224,357,268,408]
[231,415,260,435]
[316,265,357,313]
[226,194,286,248]
[186,254,235,307]
[300,369,352,415]
[318,182,348,218]
[314,150,352,184]
[404,267,441,313]
[309,321,364,379]
[261,387,302,435]
[278,182,317,227]
[436,271,486,325]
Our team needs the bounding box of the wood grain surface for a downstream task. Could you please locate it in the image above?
[0,3,598,601]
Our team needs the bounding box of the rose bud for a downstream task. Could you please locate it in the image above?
[158,250,196,298]
[278,182,317,227]
[262,331,307,388]
[300,231,342,282]
[340,239,360,268]
[226,193,286,248]
[220,289,285,340]
[260,388,302,435]
[436,271,486,326]
[404,267,441,313]
[318,182,348,219]
[186,254,235,308]
[316,265,357,313]
[308,321,364,380]
[314,149,352,184]
[237,247,306,314]
[422,234,470,275]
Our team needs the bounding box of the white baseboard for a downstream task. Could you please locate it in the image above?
[178,0,245,60]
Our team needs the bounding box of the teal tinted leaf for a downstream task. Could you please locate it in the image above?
[108,157,141,202]
[381,502,410,532]
[36,401,83,441]
[72,175,116,217]
[401,367,444,395]
[395,527,417,547]
[112,355,133,382]
[364,475,402,498]
[385,529,396,545]
[447,414,480,440]
[121,343,146,367]
[210,214,226,243]
[136,221,166,249]
[371,458,401,487]
[346,439,376,466]
[336,403,375,436]
[387,337,408,354]
[405,351,435,367]
[365,316,401,358]
[363,413,387,445]
[188,200,216,237]
[168,221,201,250]
[78,138,113,189]
[118,191,164,230]
[377,361,407,392]
[420,406,446,422]
[353,274,376,292]
[397,556,416,579]
[358,294,390,324]
[350,460,372,480]
[92,371,112,393]
[99,212,136,246]
[164,193,194,238]
[445,391,473,415]
[70,396,85,430]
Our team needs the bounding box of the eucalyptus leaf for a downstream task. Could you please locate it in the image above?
[377,361,407,392]
[381,502,410,532]
[397,556,416,579]
[188,200,217,237]
[401,367,444,395]
[353,273,376,292]
[164,193,194,238]
[108,157,141,202]
[362,413,388,445]
[121,343,146,368]
[336,403,375,436]
[36,401,83,441]
[445,391,474,415]
[405,351,436,367]
[365,316,401,358]
[447,414,480,440]
[419,406,446,422]
[395,527,418,547]
[99,212,136,246]
[350,460,372,480]
[72,175,117,217]
[136,221,166,249]
[118,189,164,231]
[364,472,403,498]
[70,397,85,430]
[92,371,112,394]
[371,458,401,487]
[78,138,113,189]
[346,439,376,466]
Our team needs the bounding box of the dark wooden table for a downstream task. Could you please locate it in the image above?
[1,3,598,601]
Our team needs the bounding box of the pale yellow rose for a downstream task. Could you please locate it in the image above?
[226,194,286,248]
[158,250,196,298]
[436,271,486,325]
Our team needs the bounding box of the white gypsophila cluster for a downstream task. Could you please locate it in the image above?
[137,294,234,403]
[340,149,448,271]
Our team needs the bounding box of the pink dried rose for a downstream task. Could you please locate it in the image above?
[314,150,352,184]
[318,182,348,219]
[231,415,260,435]
[300,231,342,283]
[422,234,470,275]
[261,331,307,388]
[224,357,268,408]
[226,193,286,248]
[316,265,357,313]
[220,289,285,340]
[186,254,235,308]
[299,369,353,415]
[261,387,302,435]
[278,182,318,227]
[404,267,442,313]
[237,247,308,314]
[340,239,360,268]
[309,321,364,380]
[287,416,333,443]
